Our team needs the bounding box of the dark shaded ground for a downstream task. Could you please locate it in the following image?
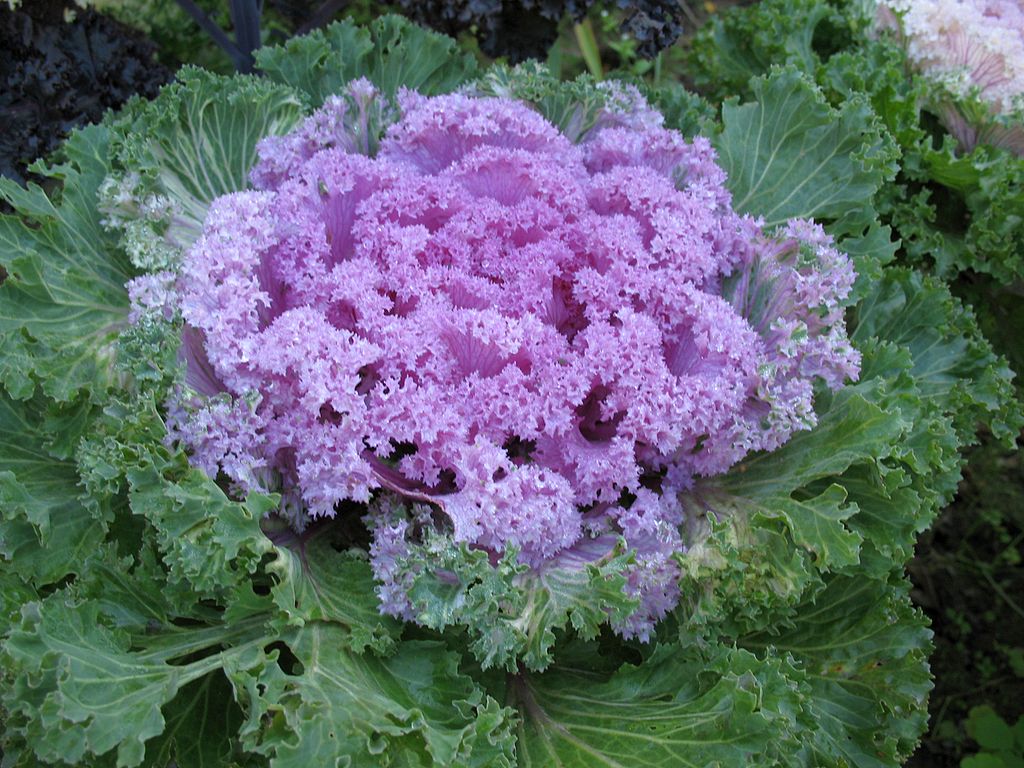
[907,436,1024,766]
[0,0,170,187]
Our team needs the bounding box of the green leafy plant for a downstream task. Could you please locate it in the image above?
[0,14,1019,767]
[962,706,1024,768]
[687,0,1024,289]
[687,7,1024,765]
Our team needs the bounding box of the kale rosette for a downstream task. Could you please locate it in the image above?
[0,15,1018,768]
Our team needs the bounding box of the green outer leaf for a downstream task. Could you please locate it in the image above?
[742,576,932,767]
[514,643,804,767]
[714,66,896,236]
[677,514,820,639]
[267,527,400,654]
[0,125,130,402]
[111,67,305,242]
[760,484,862,569]
[126,464,275,601]
[255,15,479,107]
[722,385,904,499]
[0,393,107,585]
[703,385,906,571]
[836,462,927,578]
[852,267,1022,443]
[226,624,516,767]
[3,598,186,768]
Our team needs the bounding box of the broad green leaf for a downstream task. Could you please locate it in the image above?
[714,66,897,236]
[701,385,907,570]
[0,571,36,628]
[760,484,862,569]
[0,393,107,584]
[268,525,400,653]
[126,465,275,600]
[852,267,1022,443]
[834,463,927,577]
[514,643,804,766]
[74,537,226,632]
[256,15,479,107]
[0,125,130,401]
[742,576,932,767]
[717,385,896,478]
[2,587,271,768]
[227,625,516,767]
[4,598,187,768]
[111,68,305,242]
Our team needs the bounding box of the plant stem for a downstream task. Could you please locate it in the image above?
[574,18,603,80]
[173,0,245,66]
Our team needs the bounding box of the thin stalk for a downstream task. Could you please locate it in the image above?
[229,0,262,73]
[133,614,270,663]
[173,0,245,66]
[574,17,603,80]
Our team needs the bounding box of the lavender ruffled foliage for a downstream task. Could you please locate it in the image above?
[152,78,859,652]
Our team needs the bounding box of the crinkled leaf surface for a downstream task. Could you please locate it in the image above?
[0,125,130,401]
[3,597,189,768]
[126,464,276,600]
[111,68,304,242]
[853,267,1021,443]
[255,15,479,106]
[267,526,400,653]
[0,393,107,585]
[714,66,897,237]
[1,21,1018,768]
[227,625,516,768]
[514,643,804,767]
[689,0,838,101]
[400,533,638,672]
[704,384,906,571]
[742,576,932,767]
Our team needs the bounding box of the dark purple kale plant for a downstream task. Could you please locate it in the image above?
[0,0,170,185]
[391,0,684,62]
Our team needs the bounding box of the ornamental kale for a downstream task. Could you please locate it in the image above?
[0,14,1019,768]
[159,80,857,643]
[877,0,1024,154]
